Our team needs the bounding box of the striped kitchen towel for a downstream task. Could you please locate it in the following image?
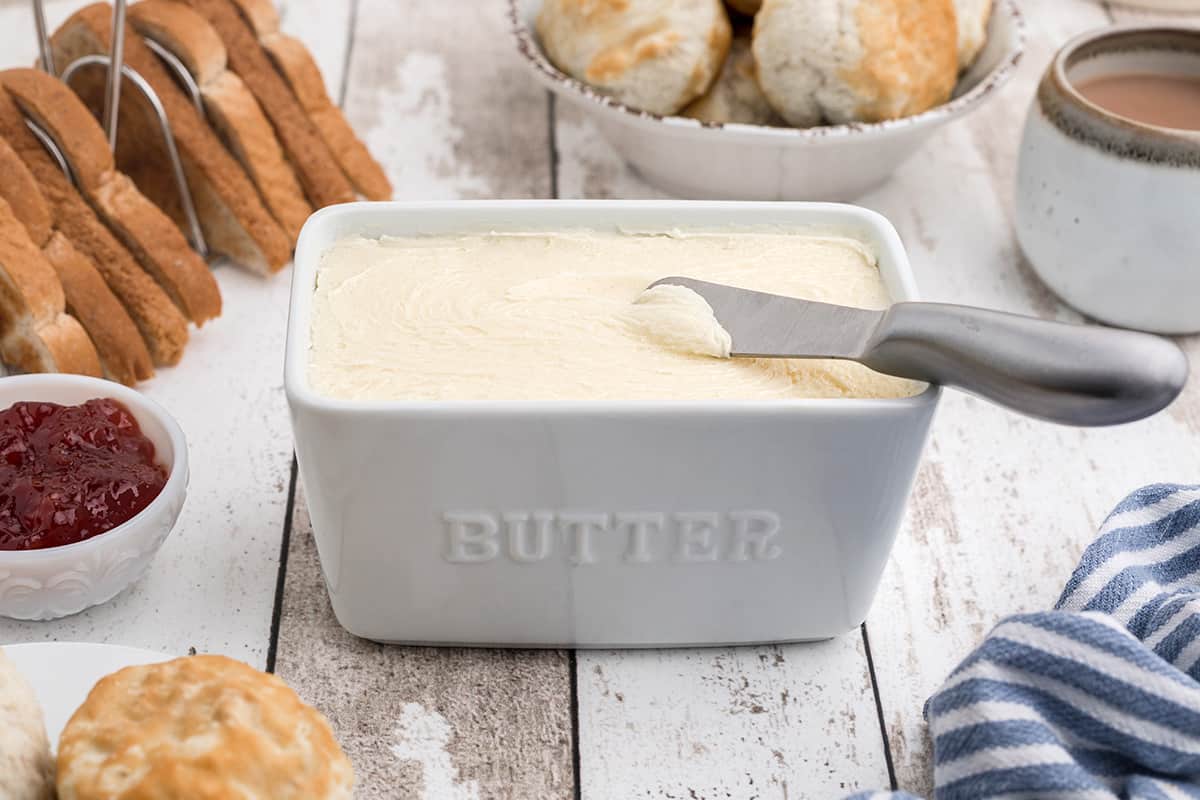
[851,483,1200,800]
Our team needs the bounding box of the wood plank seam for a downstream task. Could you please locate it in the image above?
[266,0,357,678]
[335,0,361,116]
[547,87,580,800]
[568,649,582,800]
[265,457,299,674]
[547,92,559,200]
[861,624,899,790]
[269,4,570,794]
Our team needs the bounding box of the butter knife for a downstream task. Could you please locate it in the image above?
[649,277,1189,427]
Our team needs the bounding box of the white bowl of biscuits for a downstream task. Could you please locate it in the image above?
[510,0,1025,200]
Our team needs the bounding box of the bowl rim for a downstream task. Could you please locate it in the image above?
[507,0,1027,141]
[284,199,943,415]
[0,374,188,564]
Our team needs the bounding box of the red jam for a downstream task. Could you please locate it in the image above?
[0,398,167,551]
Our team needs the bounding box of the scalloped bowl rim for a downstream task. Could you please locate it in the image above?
[508,0,1027,143]
[0,374,188,565]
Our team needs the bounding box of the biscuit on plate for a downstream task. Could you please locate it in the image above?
[57,654,353,800]
[953,0,992,70]
[537,0,732,116]
[752,0,959,126]
[0,650,55,800]
[683,33,783,125]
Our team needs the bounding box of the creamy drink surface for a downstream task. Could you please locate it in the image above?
[308,231,923,402]
[1076,72,1200,131]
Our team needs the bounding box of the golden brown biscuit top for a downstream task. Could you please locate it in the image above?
[57,655,353,800]
[841,0,959,121]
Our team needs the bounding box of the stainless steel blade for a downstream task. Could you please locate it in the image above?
[648,277,885,359]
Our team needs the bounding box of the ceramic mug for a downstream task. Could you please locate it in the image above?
[1015,26,1200,334]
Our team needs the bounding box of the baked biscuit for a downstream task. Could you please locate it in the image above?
[537,0,732,116]
[0,650,55,800]
[682,33,783,125]
[57,654,354,800]
[753,0,959,126]
[954,0,992,70]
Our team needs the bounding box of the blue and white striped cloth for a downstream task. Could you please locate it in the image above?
[852,483,1200,800]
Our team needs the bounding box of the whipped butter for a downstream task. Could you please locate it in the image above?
[308,231,921,401]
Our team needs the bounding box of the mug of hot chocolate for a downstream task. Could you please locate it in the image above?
[1015,25,1200,334]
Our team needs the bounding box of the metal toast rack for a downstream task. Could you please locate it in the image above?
[28,0,209,258]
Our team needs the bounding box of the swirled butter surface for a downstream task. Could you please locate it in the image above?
[308,231,922,401]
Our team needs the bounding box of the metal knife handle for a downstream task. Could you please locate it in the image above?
[861,302,1189,426]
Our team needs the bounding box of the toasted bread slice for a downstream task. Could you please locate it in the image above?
[1,69,222,326]
[128,0,311,242]
[260,34,391,201]
[0,87,187,366]
[43,233,154,384]
[226,0,276,37]
[178,0,356,208]
[51,3,291,275]
[227,0,390,200]
[0,138,53,245]
[0,137,152,384]
[0,195,101,377]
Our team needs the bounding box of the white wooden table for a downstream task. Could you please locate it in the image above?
[1,1,1197,797]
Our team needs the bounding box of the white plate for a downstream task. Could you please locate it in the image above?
[4,642,173,745]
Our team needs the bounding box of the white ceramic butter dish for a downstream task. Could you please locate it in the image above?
[284,201,940,647]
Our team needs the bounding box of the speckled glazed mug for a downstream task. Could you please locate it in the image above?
[1016,26,1200,334]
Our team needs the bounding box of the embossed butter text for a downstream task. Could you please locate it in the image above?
[442,511,783,565]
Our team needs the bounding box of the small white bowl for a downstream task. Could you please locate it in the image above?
[0,375,188,621]
[509,0,1025,200]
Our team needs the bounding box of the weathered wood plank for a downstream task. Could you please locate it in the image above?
[0,271,295,664]
[553,51,890,800]
[577,637,891,799]
[0,0,294,666]
[0,0,80,68]
[277,0,353,96]
[270,2,571,798]
[335,0,551,201]
[863,2,1200,796]
[276,489,574,800]
[553,100,665,200]
[553,1,1200,796]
